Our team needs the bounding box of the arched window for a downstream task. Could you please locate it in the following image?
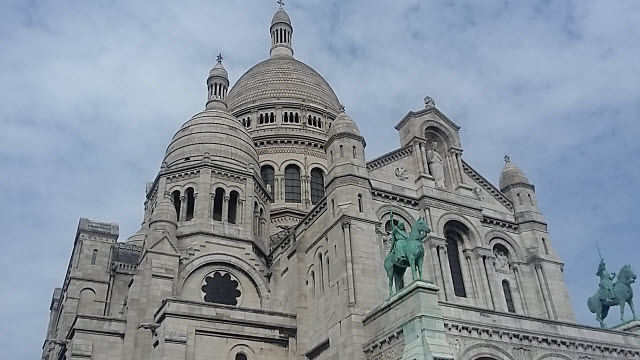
[352,146,357,158]
[213,188,225,221]
[171,190,181,219]
[384,219,400,233]
[228,191,239,224]
[331,199,335,217]
[340,145,344,157]
[357,194,363,212]
[528,193,534,206]
[445,231,467,297]
[260,165,275,201]
[310,168,325,204]
[235,354,247,360]
[185,187,195,221]
[253,202,259,235]
[284,112,288,122]
[541,237,549,255]
[270,112,275,123]
[310,270,316,296]
[259,208,264,236]
[78,288,96,315]
[326,257,330,284]
[502,280,516,313]
[517,193,523,205]
[318,253,324,293]
[91,249,98,265]
[284,165,301,203]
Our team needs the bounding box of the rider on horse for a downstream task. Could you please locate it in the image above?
[597,259,617,304]
[389,210,409,264]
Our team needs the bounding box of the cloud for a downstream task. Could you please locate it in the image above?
[1,0,639,358]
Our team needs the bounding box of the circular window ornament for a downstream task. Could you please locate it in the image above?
[201,270,243,306]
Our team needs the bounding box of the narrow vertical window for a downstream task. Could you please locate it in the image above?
[285,165,301,203]
[213,188,225,221]
[446,232,467,297]
[185,187,195,221]
[528,193,534,206]
[228,191,239,224]
[357,194,363,212]
[310,271,316,296]
[503,280,516,313]
[91,249,98,265]
[310,168,325,204]
[331,199,335,217]
[260,165,275,201]
[172,190,181,220]
[259,208,264,236]
[541,238,549,255]
[340,145,344,158]
[517,193,523,205]
[319,253,324,293]
[353,146,357,159]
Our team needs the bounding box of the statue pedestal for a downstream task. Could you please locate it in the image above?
[362,280,454,360]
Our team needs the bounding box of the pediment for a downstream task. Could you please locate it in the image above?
[395,107,462,149]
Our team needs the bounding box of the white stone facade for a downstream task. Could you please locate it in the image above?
[42,7,640,360]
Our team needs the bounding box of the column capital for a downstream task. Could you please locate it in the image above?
[473,247,493,259]
[179,195,186,201]
[341,220,351,230]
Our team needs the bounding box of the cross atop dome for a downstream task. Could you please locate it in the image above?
[277,0,284,8]
[216,53,223,63]
[504,154,511,163]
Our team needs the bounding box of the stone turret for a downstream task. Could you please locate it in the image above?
[206,55,229,110]
[270,6,293,58]
[499,155,543,223]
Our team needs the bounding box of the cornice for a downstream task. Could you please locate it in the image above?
[366,145,413,171]
[461,160,514,210]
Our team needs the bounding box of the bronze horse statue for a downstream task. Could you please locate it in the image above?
[588,264,637,327]
[384,213,431,296]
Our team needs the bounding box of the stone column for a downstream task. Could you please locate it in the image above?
[222,195,229,223]
[513,266,528,315]
[192,193,198,219]
[534,264,552,318]
[455,152,466,184]
[237,199,244,224]
[209,194,215,219]
[470,254,488,308]
[437,245,454,301]
[477,253,495,309]
[179,196,187,222]
[429,245,445,301]
[413,142,425,174]
[485,255,505,311]
[420,142,430,175]
[464,250,480,304]
[342,221,356,305]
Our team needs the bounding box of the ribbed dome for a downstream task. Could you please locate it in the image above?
[209,61,228,78]
[163,109,259,172]
[271,8,291,26]
[499,157,530,191]
[328,110,360,138]
[226,58,341,113]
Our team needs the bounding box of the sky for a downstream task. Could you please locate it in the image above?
[1,0,639,358]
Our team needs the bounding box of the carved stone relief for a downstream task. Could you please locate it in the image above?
[395,167,408,181]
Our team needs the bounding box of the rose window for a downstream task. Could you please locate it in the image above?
[201,271,242,306]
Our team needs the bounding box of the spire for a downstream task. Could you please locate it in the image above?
[270,2,293,58]
[206,53,229,110]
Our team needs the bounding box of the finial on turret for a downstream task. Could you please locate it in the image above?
[339,104,346,112]
[278,0,285,8]
[504,154,511,163]
[217,53,223,63]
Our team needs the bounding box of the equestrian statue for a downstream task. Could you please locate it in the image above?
[384,210,431,296]
[587,255,637,327]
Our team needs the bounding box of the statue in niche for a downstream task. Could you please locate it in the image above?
[493,247,510,272]
[427,141,446,188]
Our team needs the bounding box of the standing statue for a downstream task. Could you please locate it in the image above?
[427,141,446,188]
[588,259,637,327]
[384,210,431,296]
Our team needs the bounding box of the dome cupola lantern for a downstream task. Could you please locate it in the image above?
[206,54,229,110]
[270,1,293,58]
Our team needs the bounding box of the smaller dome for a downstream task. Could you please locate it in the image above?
[150,196,178,226]
[209,60,228,79]
[163,109,259,172]
[328,108,361,138]
[271,8,291,27]
[125,228,145,246]
[499,156,530,191]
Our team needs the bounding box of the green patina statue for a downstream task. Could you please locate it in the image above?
[384,210,431,295]
[588,258,637,327]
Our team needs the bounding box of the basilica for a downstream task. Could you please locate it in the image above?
[42,5,640,360]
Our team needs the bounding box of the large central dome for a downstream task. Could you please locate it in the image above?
[226,57,341,114]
